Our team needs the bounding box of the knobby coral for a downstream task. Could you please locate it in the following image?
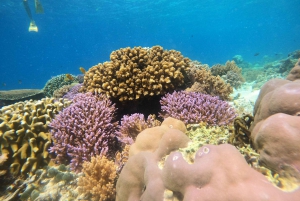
[49,93,119,171]
[78,155,117,201]
[82,46,191,101]
[159,91,237,126]
[186,66,233,100]
[211,61,245,89]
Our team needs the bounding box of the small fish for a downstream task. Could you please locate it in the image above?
[79,67,86,74]
[65,74,74,81]
[2,83,6,86]
[18,80,22,84]
[254,52,260,56]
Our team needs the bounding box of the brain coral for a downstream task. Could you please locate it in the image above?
[82,46,191,101]
[159,91,237,126]
[0,98,71,176]
[78,155,117,201]
[43,74,79,97]
[49,93,119,171]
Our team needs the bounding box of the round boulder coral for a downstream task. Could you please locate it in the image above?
[49,93,119,171]
[159,91,237,126]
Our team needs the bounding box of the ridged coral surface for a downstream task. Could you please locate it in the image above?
[49,93,118,171]
[160,91,237,126]
[0,98,71,176]
[82,46,190,101]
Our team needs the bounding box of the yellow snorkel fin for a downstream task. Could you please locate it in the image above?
[23,0,39,32]
[29,20,38,32]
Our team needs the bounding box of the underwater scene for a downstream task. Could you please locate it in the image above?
[0,0,300,200]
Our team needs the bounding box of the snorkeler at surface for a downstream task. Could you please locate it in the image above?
[23,0,44,32]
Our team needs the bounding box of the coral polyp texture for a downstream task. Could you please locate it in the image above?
[0,98,71,176]
[82,46,191,101]
[116,113,161,145]
[78,155,117,201]
[186,65,233,100]
[49,93,119,171]
[159,91,237,126]
[43,74,79,97]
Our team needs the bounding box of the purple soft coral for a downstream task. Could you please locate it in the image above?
[49,92,118,171]
[159,91,237,126]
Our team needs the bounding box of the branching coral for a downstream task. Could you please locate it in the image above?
[186,66,233,100]
[159,91,237,126]
[0,98,71,176]
[116,113,161,145]
[78,155,117,201]
[82,46,191,101]
[49,93,119,171]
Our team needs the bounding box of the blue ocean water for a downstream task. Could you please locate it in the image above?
[0,0,299,90]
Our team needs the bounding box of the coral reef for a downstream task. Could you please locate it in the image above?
[211,60,245,88]
[43,74,79,97]
[159,91,237,126]
[82,46,191,101]
[78,155,117,201]
[1,165,79,201]
[116,113,161,145]
[186,65,233,100]
[49,93,119,171]
[117,117,300,200]
[0,98,71,176]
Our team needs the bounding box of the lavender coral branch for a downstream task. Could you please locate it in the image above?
[116,113,161,145]
[49,92,118,171]
[159,91,237,126]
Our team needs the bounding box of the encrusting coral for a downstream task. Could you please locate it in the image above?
[162,144,300,200]
[78,155,117,201]
[82,46,191,101]
[159,91,237,126]
[0,98,71,176]
[186,65,233,100]
[49,92,119,171]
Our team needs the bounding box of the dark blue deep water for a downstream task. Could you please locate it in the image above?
[1,0,299,90]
